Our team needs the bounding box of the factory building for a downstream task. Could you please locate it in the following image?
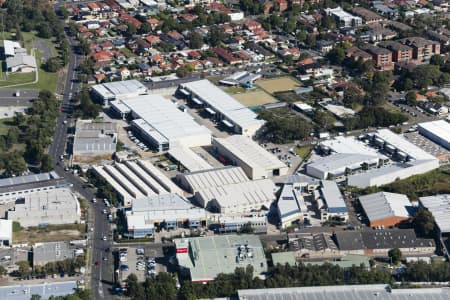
[111,94,211,151]
[177,166,277,215]
[320,180,348,222]
[212,135,288,180]
[93,159,184,207]
[277,176,321,229]
[419,195,450,257]
[358,192,413,227]
[174,235,267,282]
[418,120,450,150]
[6,188,81,227]
[167,146,212,172]
[125,194,207,238]
[91,80,147,104]
[73,120,118,160]
[179,80,265,136]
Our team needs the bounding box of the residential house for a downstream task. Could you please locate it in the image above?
[212,47,241,64]
[146,18,160,31]
[345,46,372,63]
[145,35,161,46]
[244,20,262,31]
[118,67,130,80]
[316,40,335,54]
[136,39,151,56]
[276,0,289,12]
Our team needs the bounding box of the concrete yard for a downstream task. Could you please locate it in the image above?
[257,76,301,94]
[233,90,278,107]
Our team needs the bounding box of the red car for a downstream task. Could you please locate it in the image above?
[95,261,100,266]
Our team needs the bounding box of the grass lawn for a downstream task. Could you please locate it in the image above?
[0,72,35,87]
[121,47,134,58]
[295,145,314,160]
[233,90,278,107]
[224,86,247,94]
[0,118,14,135]
[257,76,301,94]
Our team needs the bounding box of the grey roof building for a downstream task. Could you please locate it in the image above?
[32,241,80,266]
[0,281,77,300]
[237,285,450,300]
[73,120,118,159]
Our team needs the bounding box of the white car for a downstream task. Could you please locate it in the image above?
[102,236,107,241]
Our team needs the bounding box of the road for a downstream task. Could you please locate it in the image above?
[49,6,114,297]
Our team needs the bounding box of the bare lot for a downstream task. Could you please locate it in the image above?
[233,90,278,106]
[13,224,85,244]
[257,77,301,93]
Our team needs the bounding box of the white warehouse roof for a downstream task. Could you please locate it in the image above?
[321,136,386,159]
[359,192,412,223]
[213,135,287,172]
[181,80,265,130]
[168,146,212,172]
[320,180,347,213]
[3,40,22,57]
[91,80,147,101]
[375,129,436,160]
[420,195,450,233]
[115,94,211,146]
[418,120,450,150]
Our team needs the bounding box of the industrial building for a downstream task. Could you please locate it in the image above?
[277,176,321,229]
[212,135,288,180]
[418,120,450,150]
[237,285,450,300]
[358,192,413,227]
[73,120,118,160]
[125,194,207,238]
[179,80,265,136]
[6,188,80,227]
[219,71,262,86]
[0,281,78,300]
[167,146,212,172]
[419,195,450,257]
[93,159,184,206]
[32,241,79,266]
[0,220,12,246]
[307,132,439,187]
[111,94,211,151]
[91,80,147,104]
[214,216,268,233]
[333,229,436,256]
[174,234,267,282]
[320,180,348,222]
[177,166,277,215]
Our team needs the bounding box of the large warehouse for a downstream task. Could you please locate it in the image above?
[213,135,288,180]
[419,194,450,257]
[359,192,412,227]
[174,234,267,282]
[6,188,81,227]
[91,80,147,104]
[177,166,277,215]
[179,80,265,136]
[73,120,118,160]
[93,159,184,206]
[111,94,211,151]
[167,146,212,172]
[418,120,450,150]
[125,194,207,238]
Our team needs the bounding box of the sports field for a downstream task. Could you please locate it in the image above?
[257,76,301,93]
[233,90,278,106]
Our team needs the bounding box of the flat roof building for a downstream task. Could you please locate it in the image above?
[93,159,184,207]
[180,80,265,136]
[167,146,212,172]
[91,80,147,103]
[111,94,211,151]
[32,241,78,266]
[73,120,118,160]
[6,188,81,227]
[0,281,78,300]
[177,166,277,215]
[213,135,288,180]
[320,180,348,221]
[418,120,450,150]
[325,7,362,28]
[419,195,450,234]
[125,194,207,238]
[359,192,412,227]
[237,285,450,300]
[0,219,12,246]
[174,234,267,282]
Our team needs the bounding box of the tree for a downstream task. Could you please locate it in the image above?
[327,46,345,65]
[207,27,226,47]
[430,54,444,66]
[189,32,204,49]
[305,34,316,48]
[176,66,192,78]
[45,57,62,72]
[16,261,31,278]
[126,274,144,298]
[413,208,435,237]
[40,154,53,172]
[38,23,51,38]
[4,152,27,176]
[13,112,26,126]
[30,295,41,300]
[388,248,402,265]
[139,22,152,34]
[126,22,137,35]
[405,91,417,105]
[314,110,335,130]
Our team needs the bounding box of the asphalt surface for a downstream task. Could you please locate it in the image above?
[49,7,113,297]
[0,89,39,106]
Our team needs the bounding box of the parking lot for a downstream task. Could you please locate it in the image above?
[116,246,165,283]
[404,131,450,159]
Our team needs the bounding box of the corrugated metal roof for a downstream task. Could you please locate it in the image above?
[168,147,212,172]
[420,195,450,233]
[418,120,450,149]
[359,192,412,223]
[320,180,347,213]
